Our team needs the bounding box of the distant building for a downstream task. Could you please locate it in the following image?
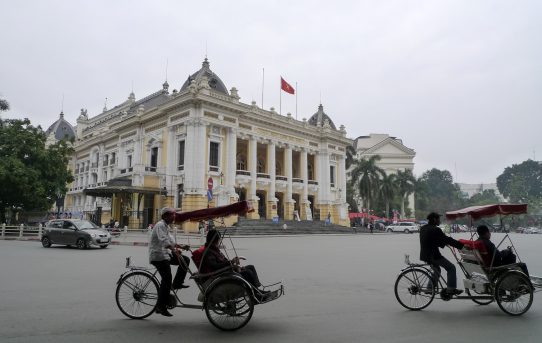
[457,183,505,201]
[348,133,416,217]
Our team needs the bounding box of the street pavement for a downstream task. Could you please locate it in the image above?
[1,233,541,343]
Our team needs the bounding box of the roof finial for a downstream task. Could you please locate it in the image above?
[202,57,210,69]
[61,93,64,113]
[103,97,108,112]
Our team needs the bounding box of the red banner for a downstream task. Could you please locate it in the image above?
[281,77,295,94]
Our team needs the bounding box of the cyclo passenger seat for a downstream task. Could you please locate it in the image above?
[458,239,491,267]
[191,245,207,273]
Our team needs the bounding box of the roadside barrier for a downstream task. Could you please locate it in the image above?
[1,223,42,239]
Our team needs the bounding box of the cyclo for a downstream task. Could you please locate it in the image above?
[114,201,284,331]
[394,204,542,316]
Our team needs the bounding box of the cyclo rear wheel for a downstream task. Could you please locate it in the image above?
[394,268,435,310]
[205,280,254,331]
[495,271,533,316]
[115,271,159,319]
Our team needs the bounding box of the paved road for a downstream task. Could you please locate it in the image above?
[1,233,541,343]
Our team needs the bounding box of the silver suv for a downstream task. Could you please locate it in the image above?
[42,219,111,249]
[386,222,419,234]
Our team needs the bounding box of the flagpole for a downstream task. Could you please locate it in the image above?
[279,78,282,115]
[295,82,298,120]
[261,68,265,109]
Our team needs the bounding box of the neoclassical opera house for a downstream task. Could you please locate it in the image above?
[64,59,352,231]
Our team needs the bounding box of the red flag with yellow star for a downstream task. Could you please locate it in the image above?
[280,77,295,94]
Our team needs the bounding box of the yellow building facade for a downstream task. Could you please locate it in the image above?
[65,59,352,231]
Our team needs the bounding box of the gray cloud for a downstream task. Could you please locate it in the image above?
[1,0,541,183]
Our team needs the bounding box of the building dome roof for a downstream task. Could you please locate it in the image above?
[308,104,337,130]
[180,58,229,95]
[45,112,76,141]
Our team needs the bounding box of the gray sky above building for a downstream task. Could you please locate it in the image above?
[1,0,540,184]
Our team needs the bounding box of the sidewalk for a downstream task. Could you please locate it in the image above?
[1,229,382,246]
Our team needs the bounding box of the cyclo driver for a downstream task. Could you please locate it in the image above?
[420,212,464,296]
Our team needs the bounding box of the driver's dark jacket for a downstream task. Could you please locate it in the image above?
[419,224,464,262]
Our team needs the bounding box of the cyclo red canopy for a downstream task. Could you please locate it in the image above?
[173,201,253,224]
[445,203,527,221]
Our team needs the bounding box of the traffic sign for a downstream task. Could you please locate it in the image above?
[207,189,213,201]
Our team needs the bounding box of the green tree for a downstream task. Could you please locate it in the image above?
[467,189,501,206]
[346,180,359,213]
[415,168,463,217]
[0,118,74,223]
[0,98,8,112]
[350,155,383,212]
[497,159,542,203]
[396,169,416,218]
[378,173,397,218]
[345,144,357,169]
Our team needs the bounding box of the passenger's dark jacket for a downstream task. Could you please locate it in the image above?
[419,224,464,262]
[200,245,231,273]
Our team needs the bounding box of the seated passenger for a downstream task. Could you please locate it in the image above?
[476,225,529,275]
[199,229,263,290]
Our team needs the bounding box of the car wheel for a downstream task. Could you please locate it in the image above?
[404,229,410,234]
[387,229,393,233]
[100,245,108,249]
[76,238,87,250]
[41,237,52,248]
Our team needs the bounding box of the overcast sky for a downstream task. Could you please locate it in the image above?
[1,0,541,184]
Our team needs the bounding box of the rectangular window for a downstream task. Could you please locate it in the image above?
[178,141,185,170]
[127,155,132,168]
[330,165,336,187]
[209,142,219,171]
[150,147,158,169]
[111,152,116,165]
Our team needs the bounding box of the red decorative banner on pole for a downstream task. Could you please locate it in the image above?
[281,77,295,94]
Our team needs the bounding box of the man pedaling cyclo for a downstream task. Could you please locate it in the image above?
[420,212,464,296]
[148,207,191,317]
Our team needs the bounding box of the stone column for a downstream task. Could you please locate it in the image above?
[247,135,259,219]
[166,126,176,205]
[267,141,277,219]
[130,126,142,187]
[284,145,294,220]
[225,128,237,198]
[338,155,346,202]
[97,144,104,183]
[317,149,331,221]
[300,149,308,220]
[337,154,349,226]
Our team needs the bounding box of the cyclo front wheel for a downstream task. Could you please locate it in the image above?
[115,271,159,319]
[205,280,254,331]
[495,271,533,316]
[394,268,435,310]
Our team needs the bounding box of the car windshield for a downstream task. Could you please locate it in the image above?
[72,220,99,230]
